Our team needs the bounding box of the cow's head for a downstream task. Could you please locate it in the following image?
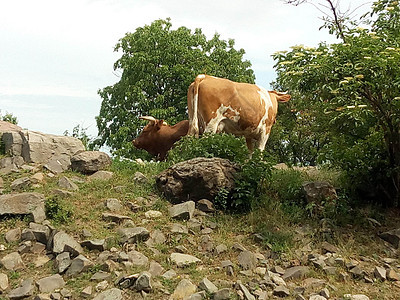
[132,116,167,155]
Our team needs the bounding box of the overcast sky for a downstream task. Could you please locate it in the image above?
[0,0,371,137]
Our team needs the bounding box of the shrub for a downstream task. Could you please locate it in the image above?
[45,196,73,224]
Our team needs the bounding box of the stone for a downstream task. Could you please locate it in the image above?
[5,228,22,243]
[104,198,122,212]
[88,170,113,181]
[273,285,290,297]
[282,266,310,281]
[302,181,337,204]
[309,296,327,300]
[0,251,24,270]
[95,280,109,292]
[169,201,196,220]
[29,222,51,244]
[81,239,107,252]
[10,176,31,191]
[92,288,123,300]
[30,172,44,184]
[34,255,51,267]
[197,199,215,213]
[379,228,400,248]
[320,288,330,298]
[323,266,337,275]
[52,231,84,256]
[343,295,370,300]
[71,151,112,174]
[144,210,163,219]
[55,252,72,274]
[91,271,112,281]
[271,266,285,275]
[386,268,400,281]
[0,273,9,291]
[162,269,177,279]
[127,250,149,267]
[134,171,148,184]
[145,229,166,247]
[117,227,150,243]
[321,241,338,253]
[36,274,65,293]
[102,212,132,224]
[0,192,46,222]
[81,285,92,298]
[171,279,197,300]
[268,272,286,287]
[43,157,70,174]
[238,250,258,270]
[58,176,79,191]
[349,266,365,279]
[133,271,152,292]
[215,244,228,254]
[374,266,386,281]
[148,260,164,277]
[238,283,256,300]
[213,288,231,300]
[170,253,201,267]
[199,277,218,294]
[171,223,188,234]
[65,254,93,276]
[8,278,34,299]
[156,157,238,202]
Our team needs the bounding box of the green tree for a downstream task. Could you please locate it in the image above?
[96,18,255,157]
[0,111,18,125]
[273,0,400,205]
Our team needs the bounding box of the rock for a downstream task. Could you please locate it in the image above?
[309,296,327,300]
[197,199,215,213]
[0,273,9,291]
[0,192,46,222]
[199,277,218,294]
[134,171,148,184]
[104,198,122,212]
[374,266,386,281]
[237,250,258,270]
[273,285,290,297]
[55,252,72,274]
[0,120,22,134]
[170,253,201,267]
[144,210,163,219]
[302,181,337,204]
[36,274,65,293]
[148,260,164,277]
[95,280,109,292]
[379,228,400,248]
[386,268,400,281]
[171,279,197,300]
[5,228,22,243]
[162,269,177,279]
[81,285,93,298]
[171,223,188,234]
[282,266,310,281]
[65,254,93,276]
[8,278,34,299]
[343,295,370,300]
[169,201,196,220]
[268,272,286,287]
[238,283,256,300]
[43,157,71,174]
[117,227,150,243]
[102,213,132,224]
[71,151,112,174]
[213,288,232,300]
[91,271,112,281]
[133,271,152,292]
[349,266,365,279]
[30,172,44,184]
[145,229,166,247]
[0,252,24,270]
[58,176,79,191]
[81,239,107,252]
[321,241,338,253]
[156,157,238,203]
[52,231,84,256]
[92,288,123,300]
[215,244,228,254]
[127,250,149,267]
[29,222,51,244]
[88,170,114,181]
[10,176,31,191]
[271,266,285,275]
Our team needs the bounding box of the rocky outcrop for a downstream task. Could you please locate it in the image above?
[156,157,238,203]
[71,151,112,174]
[0,192,46,223]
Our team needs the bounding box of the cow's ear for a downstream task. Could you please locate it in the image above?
[155,120,164,130]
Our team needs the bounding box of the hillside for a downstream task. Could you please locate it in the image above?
[0,150,400,300]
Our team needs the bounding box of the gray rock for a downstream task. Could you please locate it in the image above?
[134,171,148,184]
[8,278,34,299]
[145,229,166,247]
[0,192,46,222]
[133,271,152,292]
[199,277,218,294]
[43,156,71,174]
[387,268,400,281]
[10,176,31,191]
[238,283,255,300]
[343,295,370,300]
[103,213,132,224]
[117,227,150,243]
[282,266,310,281]
[171,279,197,299]
[169,201,196,220]
[5,228,22,243]
[170,253,201,267]
[0,272,9,291]
[273,285,290,297]
[65,254,93,276]
[213,288,231,300]
[237,250,258,270]
[81,239,107,252]
[90,271,112,281]
[148,260,164,277]
[349,266,365,279]
[186,292,206,300]
[29,222,51,244]
[71,151,112,174]
[81,285,93,298]
[379,228,400,248]
[162,269,177,279]
[36,274,65,293]
[215,244,228,254]
[92,288,123,300]
[197,199,215,213]
[0,252,24,270]
[58,176,79,191]
[55,252,72,274]
[89,170,114,181]
[127,250,149,267]
[104,198,122,212]
[374,266,386,281]
[156,157,238,202]
[303,181,337,204]
[171,223,188,234]
[52,231,84,256]
[320,288,330,298]
[321,241,339,253]
[309,296,327,300]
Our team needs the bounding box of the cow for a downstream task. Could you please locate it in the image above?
[187,74,290,151]
[132,116,189,160]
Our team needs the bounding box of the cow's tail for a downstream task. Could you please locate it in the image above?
[188,74,206,137]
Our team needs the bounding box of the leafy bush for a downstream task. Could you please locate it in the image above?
[45,196,73,224]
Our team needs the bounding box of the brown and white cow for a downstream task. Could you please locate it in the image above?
[132,116,189,160]
[187,75,290,151]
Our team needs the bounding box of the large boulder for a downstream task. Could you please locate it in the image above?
[0,192,46,223]
[156,157,238,203]
[302,181,337,204]
[71,151,112,174]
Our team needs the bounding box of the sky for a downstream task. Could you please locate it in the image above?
[0,0,372,138]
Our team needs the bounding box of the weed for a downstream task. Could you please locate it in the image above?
[45,195,74,224]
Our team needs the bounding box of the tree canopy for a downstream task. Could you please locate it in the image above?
[96,18,255,157]
[271,0,400,205]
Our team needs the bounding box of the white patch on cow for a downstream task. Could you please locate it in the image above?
[197,74,206,79]
[255,86,273,151]
[205,104,240,134]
